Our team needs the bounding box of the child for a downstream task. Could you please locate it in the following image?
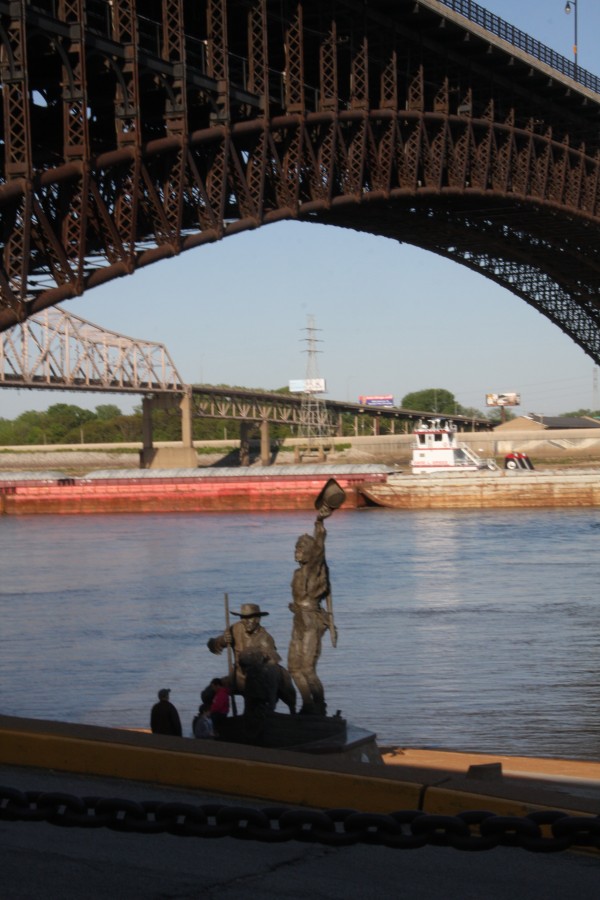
[192,703,215,739]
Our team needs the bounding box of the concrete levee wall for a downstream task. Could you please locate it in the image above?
[2,429,600,471]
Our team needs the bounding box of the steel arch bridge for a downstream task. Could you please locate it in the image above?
[1,0,600,364]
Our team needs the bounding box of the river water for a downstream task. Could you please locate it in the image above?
[1,507,600,759]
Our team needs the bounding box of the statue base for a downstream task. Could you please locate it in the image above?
[216,711,382,764]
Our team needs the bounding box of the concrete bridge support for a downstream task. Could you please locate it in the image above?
[260,419,270,467]
[239,422,251,467]
[139,390,198,469]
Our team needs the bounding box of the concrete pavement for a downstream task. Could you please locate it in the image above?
[2,763,600,900]
[2,716,600,898]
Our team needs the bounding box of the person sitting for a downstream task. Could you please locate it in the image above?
[209,678,230,734]
[192,703,215,739]
[201,676,224,708]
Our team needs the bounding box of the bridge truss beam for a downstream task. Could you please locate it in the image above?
[189,385,491,432]
[1,1,600,364]
[0,307,184,393]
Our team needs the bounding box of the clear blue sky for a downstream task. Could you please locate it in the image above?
[2,1,599,422]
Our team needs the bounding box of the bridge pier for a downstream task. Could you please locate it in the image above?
[139,390,198,469]
[239,422,251,467]
[260,419,270,466]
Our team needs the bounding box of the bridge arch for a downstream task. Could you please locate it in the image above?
[1,0,599,366]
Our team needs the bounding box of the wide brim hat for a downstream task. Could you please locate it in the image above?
[315,478,346,512]
[232,602,269,618]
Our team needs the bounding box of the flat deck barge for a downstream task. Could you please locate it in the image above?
[0,465,387,515]
[359,469,600,509]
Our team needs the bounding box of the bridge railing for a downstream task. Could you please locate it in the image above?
[26,0,600,97]
[439,0,600,95]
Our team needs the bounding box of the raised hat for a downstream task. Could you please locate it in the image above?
[315,478,346,512]
[232,603,269,618]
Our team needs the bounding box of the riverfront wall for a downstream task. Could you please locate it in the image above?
[2,429,600,472]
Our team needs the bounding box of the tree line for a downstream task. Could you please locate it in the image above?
[0,387,597,446]
[0,401,243,446]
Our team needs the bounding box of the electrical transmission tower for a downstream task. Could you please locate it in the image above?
[296,316,333,460]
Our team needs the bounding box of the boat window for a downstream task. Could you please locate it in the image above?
[435,433,443,442]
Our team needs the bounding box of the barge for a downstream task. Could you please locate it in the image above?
[358,419,600,509]
[359,468,600,510]
[0,465,388,515]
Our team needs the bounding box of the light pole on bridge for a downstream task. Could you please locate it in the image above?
[564,1,578,67]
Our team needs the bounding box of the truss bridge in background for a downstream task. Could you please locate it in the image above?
[0,307,184,394]
[0,309,491,433]
[1,1,600,366]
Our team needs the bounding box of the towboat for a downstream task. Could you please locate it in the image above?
[410,418,498,474]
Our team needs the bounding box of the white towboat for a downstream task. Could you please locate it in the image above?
[410,418,498,474]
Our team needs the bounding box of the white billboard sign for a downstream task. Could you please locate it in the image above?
[289,378,326,394]
[486,392,521,407]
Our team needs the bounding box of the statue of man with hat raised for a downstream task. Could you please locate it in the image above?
[207,603,296,713]
[287,478,346,716]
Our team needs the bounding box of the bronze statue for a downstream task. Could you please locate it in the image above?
[207,602,296,713]
[287,479,345,716]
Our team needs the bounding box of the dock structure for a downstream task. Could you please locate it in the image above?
[2,713,600,818]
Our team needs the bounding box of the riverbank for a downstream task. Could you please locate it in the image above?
[3,715,600,817]
[2,446,600,475]
[2,427,600,474]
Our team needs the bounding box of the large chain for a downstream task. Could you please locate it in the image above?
[2,786,600,851]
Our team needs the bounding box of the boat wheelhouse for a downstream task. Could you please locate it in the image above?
[411,418,497,474]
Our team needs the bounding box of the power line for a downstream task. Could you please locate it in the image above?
[297,316,333,454]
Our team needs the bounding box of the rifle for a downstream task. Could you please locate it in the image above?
[325,591,337,647]
[224,592,238,716]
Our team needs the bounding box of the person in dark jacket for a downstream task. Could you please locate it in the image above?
[150,688,182,736]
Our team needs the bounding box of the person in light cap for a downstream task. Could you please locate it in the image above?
[207,603,296,713]
[150,688,182,736]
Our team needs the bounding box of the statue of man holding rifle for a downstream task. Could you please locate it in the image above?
[207,602,296,714]
[287,479,345,716]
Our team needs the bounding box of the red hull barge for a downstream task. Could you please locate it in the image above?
[0,465,389,515]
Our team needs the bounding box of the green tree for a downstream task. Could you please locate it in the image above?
[401,388,458,415]
[95,403,122,421]
[460,405,487,421]
[44,404,95,442]
[113,413,143,442]
[0,417,16,445]
[11,410,50,444]
[486,407,517,425]
[152,409,186,442]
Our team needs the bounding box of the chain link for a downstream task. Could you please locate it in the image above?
[1,786,599,852]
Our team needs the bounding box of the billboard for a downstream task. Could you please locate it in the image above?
[358,394,394,407]
[289,378,326,393]
[486,392,521,407]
